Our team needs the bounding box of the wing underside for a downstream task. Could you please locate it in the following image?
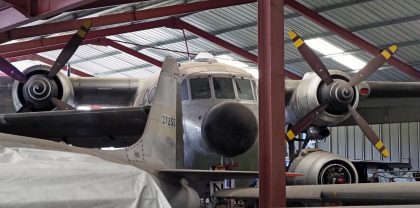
[213,183,420,205]
[0,107,148,148]
[339,81,420,126]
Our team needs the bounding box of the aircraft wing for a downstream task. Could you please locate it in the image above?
[158,169,259,181]
[213,183,420,205]
[0,76,15,113]
[213,187,258,199]
[285,79,420,126]
[339,81,420,125]
[0,107,147,148]
[158,170,303,181]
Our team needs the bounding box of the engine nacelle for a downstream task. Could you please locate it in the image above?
[288,149,358,185]
[286,70,359,127]
[12,65,74,112]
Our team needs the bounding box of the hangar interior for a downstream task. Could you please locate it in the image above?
[1,0,420,207]
[19,0,420,169]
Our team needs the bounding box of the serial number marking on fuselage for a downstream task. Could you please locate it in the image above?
[161,115,176,128]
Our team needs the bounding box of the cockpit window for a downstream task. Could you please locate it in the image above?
[235,78,254,100]
[190,78,211,99]
[181,79,189,100]
[252,80,258,99]
[213,77,235,99]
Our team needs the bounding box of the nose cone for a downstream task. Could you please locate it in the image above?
[201,102,258,157]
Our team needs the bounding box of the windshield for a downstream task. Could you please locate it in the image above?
[190,78,211,99]
[213,77,235,99]
[235,78,254,100]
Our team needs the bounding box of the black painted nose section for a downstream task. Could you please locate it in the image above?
[201,102,258,157]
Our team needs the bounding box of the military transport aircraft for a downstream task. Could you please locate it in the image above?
[0,55,262,208]
[0,21,260,172]
[0,22,420,187]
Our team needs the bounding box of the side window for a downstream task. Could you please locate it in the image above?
[235,78,254,100]
[252,80,258,99]
[142,89,149,106]
[213,77,235,99]
[148,87,156,103]
[190,78,211,99]
[181,79,189,100]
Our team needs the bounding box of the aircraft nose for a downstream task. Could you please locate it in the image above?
[201,102,258,157]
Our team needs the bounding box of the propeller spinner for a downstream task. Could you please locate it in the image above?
[0,21,92,112]
[286,30,397,158]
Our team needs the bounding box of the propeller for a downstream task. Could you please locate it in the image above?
[48,20,92,79]
[348,45,397,86]
[50,97,76,110]
[347,105,389,157]
[286,30,398,158]
[0,20,92,112]
[288,31,334,85]
[286,102,329,141]
[0,57,27,83]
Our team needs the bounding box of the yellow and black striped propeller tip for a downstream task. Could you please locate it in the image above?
[285,129,295,141]
[381,44,398,60]
[374,140,390,158]
[288,31,304,48]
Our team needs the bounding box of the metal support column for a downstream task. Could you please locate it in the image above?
[258,0,286,207]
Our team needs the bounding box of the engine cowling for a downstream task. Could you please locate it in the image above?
[288,149,358,185]
[12,65,74,112]
[286,70,359,127]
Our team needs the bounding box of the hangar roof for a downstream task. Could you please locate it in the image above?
[7,0,420,81]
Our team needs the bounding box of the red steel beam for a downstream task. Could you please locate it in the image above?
[174,19,301,79]
[73,0,152,11]
[0,0,256,44]
[30,54,94,77]
[258,0,286,207]
[173,19,258,63]
[285,0,420,80]
[0,38,103,58]
[101,38,162,67]
[0,18,174,57]
[0,0,98,34]
[0,16,301,80]
[285,70,301,80]
[6,54,93,77]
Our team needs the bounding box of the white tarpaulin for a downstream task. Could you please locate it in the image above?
[0,146,171,208]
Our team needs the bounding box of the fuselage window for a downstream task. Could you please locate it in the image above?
[213,77,235,99]
[181,79,189,100]
[235,78,254,100]
[190,78,211,99]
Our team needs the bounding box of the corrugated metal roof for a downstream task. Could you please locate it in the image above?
[6,0,418,81]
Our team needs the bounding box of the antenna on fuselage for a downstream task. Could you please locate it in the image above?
[194,52,217,63]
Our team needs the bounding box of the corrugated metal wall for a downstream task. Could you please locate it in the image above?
[316,122,420,169]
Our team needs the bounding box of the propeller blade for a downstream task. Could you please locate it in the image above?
[347,105,389,157]
[0,57,27,83]
[50,97,76,110]
[48,20,92,78]
[288,31,334,85]
[348,45,398,86]
[17,102,32,113]
[285,102,329,141]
